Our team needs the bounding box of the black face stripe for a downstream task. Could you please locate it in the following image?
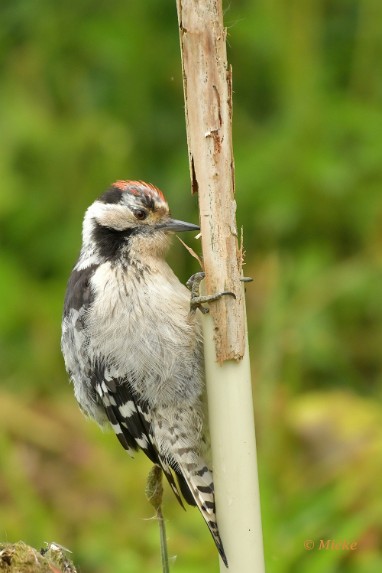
[63,264,98,316]
[91,221,135,260]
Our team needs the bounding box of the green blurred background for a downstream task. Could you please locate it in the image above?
[1,1,381,572]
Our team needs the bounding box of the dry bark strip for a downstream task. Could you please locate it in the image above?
[176,0,245,362]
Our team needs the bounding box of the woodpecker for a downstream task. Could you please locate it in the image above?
[61,180,227,565]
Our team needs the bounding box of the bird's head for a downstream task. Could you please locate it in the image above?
[81,180,199,262]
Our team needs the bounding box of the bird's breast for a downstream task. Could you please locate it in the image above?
[87,261,204,405]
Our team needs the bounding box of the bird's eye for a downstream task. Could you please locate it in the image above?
[133,209,147,221]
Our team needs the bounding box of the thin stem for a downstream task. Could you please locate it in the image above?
[157,506,170,573]
[145,465,170,573]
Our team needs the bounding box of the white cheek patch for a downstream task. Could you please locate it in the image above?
[97,207,134,230]
[86,201,136,231]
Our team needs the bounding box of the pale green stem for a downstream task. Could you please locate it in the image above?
[201,295,265,573]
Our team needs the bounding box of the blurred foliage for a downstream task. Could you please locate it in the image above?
[0,0,381,572]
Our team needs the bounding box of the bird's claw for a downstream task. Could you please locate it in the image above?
[187,272,236,314]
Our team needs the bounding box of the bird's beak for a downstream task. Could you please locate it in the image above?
[158,218,200,233]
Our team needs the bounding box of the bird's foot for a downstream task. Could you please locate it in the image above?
[186,272,236,314]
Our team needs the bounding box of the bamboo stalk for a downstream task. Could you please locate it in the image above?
[176,1,265,571]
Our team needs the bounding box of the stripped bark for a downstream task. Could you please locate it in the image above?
[177,0,245,362]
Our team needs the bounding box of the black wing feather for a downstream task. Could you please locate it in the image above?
[93,362,185,507]
[63,265,98,316]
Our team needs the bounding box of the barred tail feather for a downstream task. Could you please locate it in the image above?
[177,461,228,567]
[158,460,186,509]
